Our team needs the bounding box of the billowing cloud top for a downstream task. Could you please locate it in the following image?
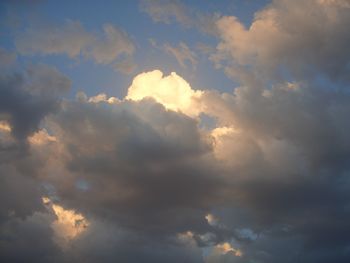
[127,69,203,116]
[1,1,350,263]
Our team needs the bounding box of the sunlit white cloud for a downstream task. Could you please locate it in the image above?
[126,69,203,116]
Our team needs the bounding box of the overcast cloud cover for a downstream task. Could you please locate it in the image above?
[1,0,350,262]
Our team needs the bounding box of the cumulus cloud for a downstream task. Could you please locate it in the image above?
[2,0,350,262]
[2,65,350,263]
[0,63,70,262]
[212,0,350,83]
[127,69,203,116]
[0,64,70,141]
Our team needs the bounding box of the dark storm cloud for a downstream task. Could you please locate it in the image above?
[0,63,70,262]
[62,219,204,263]
[49,98,223,236]
[0,209,60,263]
[198,82,350,261]
[0,64,70,141]
[44,79,350,262]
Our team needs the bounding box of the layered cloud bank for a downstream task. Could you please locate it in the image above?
[1,1,350,263]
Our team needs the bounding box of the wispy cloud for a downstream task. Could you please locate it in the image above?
[163,42,197,69]
[140,0,220,35]
[15,20,136,74]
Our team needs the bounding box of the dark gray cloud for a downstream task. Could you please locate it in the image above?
[49,98,221,234]
[0,62,70,262]
[0,210,59,263]
[0,64,70,141]
[62,219,204,263]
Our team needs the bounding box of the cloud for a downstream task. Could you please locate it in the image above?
[126,70,203,116]
[15,20,94,58]
[0,64,70,141]
[140,0,220,35]
[85,24,135,64]
[212,0,350,83]
[163,42,198,69]
[42,197,89,249]
[2,0,350,261]
[0,47,16,69]
[15,20,135,70]
[140,0,192,26]
[0,211,60,263]
[2,67,350,262]
[113,57,137,75]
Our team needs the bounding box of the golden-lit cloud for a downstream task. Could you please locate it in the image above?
[177,231,196,246]
[205,213,219,226]
[88,93,119,104]
[211,126,239,139]
[126,70,203,116]
[42,197,89,249]
[211,126,240,160]
[216,242,242,257]
[28,129,57,145]
[0,121,11,132]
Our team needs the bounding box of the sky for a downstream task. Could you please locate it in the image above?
[0,0,350,262]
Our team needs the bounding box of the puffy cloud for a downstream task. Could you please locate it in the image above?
[42,197,89,249]
[1,59,350,263]
[2,1,350,261]
[0,64,70,141]
[2,65,350,262]
[127,70,203,116]
[212,0,350,83]
[49,96,218,228]
[0,61,71,261]
[0,211,60,263]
